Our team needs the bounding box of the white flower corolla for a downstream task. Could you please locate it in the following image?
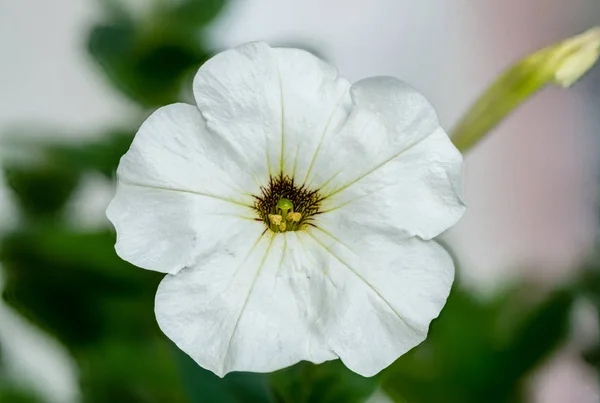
[106,42,466,377]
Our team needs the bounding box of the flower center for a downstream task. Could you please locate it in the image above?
[253,174,322,233]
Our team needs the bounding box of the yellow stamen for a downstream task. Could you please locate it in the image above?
[287,212,302,222]
[279,221,287,231]
[269,214,282,226]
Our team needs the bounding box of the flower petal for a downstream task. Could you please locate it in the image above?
[193,42,351,181]
[155,225,453,377]
[155,231,336,377]
[298,229,454,377]
[193,42,282,179]
[107,102,262,273]
[106,184,259,274]
[271,48,351,181]
[306,77,440,188]
[116,102,257,201]
[309,77,465,240]
[317,128,465,241]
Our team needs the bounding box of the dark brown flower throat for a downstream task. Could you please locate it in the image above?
[253,174,322,232]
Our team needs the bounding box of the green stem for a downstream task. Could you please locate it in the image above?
[451,27,600,153]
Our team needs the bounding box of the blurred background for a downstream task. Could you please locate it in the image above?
[1,0,600,402]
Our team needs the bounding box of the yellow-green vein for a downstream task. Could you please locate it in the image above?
[305,232,420,335]
[223,234,275,366]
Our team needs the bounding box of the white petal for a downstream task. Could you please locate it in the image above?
[193,42,282,179]
[299,229,454,377]
[317,128,466,241]
[306,76,465,240]
[155,231,336,377]
[116,103,257,201]
[193,42,351,181]
[156,225,453,377]
[305,77,438,187]
[271,47,351,181]
[107,102,261,273]
[106,184,259,274]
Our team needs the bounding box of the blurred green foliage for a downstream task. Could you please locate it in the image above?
[88,0,225,107]
[382,286,574,403]
[269,360,379,403]
[0,387,42,403]
[580,263,600,377]
[174,346,275,403]
[0,0,598,402]
[4,163,79,220]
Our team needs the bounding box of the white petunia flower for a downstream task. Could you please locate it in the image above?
[106,42,466,377]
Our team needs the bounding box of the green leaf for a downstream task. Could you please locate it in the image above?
[578,266,600,375]
[494,290,573,386]
[79,337,188,403]
[269,360,379,403]
[172,344,275,403]
[167,0,228,28]
[86,0,226,106]
[1,228,159,346]
[584,344,600,370]
[579,264,600,309]
[87,19,209,106]
[0,386,42,403]
[451,27,600,152]
[1,129,133,179]
[48,130,134,178]
[1,226,189,402]
[4,163,79,219]
[382,285,573,403]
